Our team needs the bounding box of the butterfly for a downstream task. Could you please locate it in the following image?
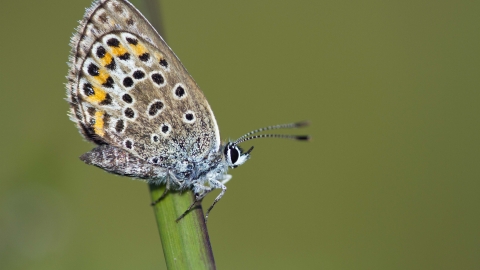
[66,0,309,221]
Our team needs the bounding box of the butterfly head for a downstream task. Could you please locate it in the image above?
[222,121,310,169]
[224,142,254,168]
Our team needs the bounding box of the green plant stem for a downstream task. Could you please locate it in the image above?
[149,185,215,269]
[140,0,216,269]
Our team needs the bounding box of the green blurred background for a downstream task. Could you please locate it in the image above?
[1,0,479,269]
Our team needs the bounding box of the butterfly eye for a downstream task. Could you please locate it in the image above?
[229,147,239,165]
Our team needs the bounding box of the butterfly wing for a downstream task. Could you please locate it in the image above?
[67,0,220,163]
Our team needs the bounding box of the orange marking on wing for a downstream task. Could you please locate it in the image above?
[110,45,128,57]
[93,111,105,137]
[87,85,107,104]
[154,52,164,61]
[94,69,110,85]
[129,42,147,56]
[99,52,113,66]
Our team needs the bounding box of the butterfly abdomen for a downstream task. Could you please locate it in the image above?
[80,144,168,180]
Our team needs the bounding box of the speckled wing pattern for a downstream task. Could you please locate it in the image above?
[66,0,220,165]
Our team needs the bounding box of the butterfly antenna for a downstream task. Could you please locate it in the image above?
[235,134,310,145]
[234,121,309,145]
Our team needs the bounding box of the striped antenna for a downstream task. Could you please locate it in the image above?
[234,121,309,145]
[235,134,310,145]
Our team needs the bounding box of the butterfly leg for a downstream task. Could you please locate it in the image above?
[175,184,213,222]
[150,179,170,206]
[150,188,169,206]
[205,180,227,222]
[220,174,232,185]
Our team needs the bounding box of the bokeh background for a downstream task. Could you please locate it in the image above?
[1,0,479,269]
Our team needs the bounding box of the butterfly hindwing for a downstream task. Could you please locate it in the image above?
[67,0,221,165]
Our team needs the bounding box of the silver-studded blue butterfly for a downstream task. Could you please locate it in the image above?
[66,0,309,221]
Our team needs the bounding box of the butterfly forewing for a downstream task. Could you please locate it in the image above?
[67,0,220,164]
